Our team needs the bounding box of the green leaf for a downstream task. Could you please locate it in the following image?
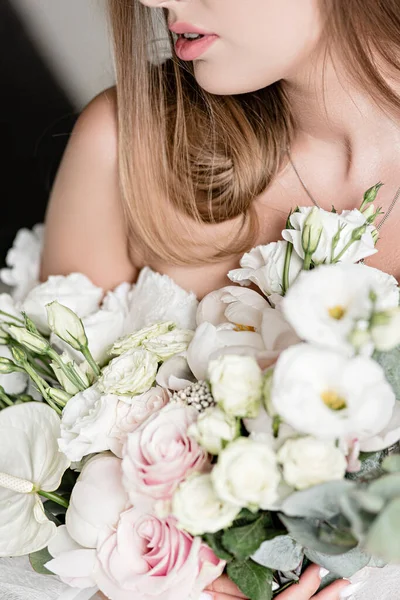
[304,546,370,578]
[234,508,264,527]
[366,497,400,561]
[374,347,400,401]
[280,481,355,520]
[203,532,233,562]
[223,516,271,560]
[227,559,274,600]
[382,454,400,473]
[29,548,53,575]
[339,490,381,540]
[369,473,400,501]
[279,515,358,555]
[252,535,303,571]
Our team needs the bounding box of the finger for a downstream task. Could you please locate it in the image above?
[276,564,322,599]
[313,579,351,599]
[206,575,247,598]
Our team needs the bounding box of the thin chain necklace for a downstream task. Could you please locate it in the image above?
[287,151,400,232]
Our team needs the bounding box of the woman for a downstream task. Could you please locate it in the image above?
[39,1,400,598]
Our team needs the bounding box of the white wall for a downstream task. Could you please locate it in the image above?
[11,0,115,109]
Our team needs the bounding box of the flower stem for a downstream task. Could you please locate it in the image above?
[303,253,313,270]
[48,348,86,392]
[282,242,294,295]
[0,310,24,324]
[0,387,13,407]
[38,490,69,509]
[80,346,101,377]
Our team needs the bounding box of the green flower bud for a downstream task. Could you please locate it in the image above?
[302,207,323,257]
[47,387,71,406]
[0,357,20,374]
[8,325,50,354]
[11,345,28,365]
[360,182,384,212]
[46,302,88,351]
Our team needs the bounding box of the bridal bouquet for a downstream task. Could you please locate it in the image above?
[1,183,400,600]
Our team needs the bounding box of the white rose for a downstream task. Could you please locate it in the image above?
[282,207,377,265]
[172,473,240,535]
[277,436,347,490]
[110,321,176,356]
[282,264,399,355]
[187,322,264,381]
[98,348,158,396]
[59,386,119,461]
[0,224,44,302]
[271,344,395,441]
[65,453,128,548]
[109,386,169,457]
[143,329,194,361]
[22,273,103,334]
[208,355,262,418]
[212,437,281,510]
[188,407,239,455]
[228,241,303,297]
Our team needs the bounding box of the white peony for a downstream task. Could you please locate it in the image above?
[197,286,269,331]
[0,224,44,302]
[282,207,377,265]
[228,241,303,297]
[282,264,399,355]
[65,453,128,548]
[46,525,96,589]
[59,386,119,462]
[0,403,70,556]
[277,436,347,490]
[188,407,239,455]
[156,355,195,391]
[22,273,103,335]
[208,354,262,418]
[271,344,395,442]
[172,473,240,535]
[212,437,281,510]
[97,348,158,396]
[187,321,264,381]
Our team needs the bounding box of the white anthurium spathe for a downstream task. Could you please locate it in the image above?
[186,321,265,381]
[51,283,133,366]
[360,402,400,452]
[228,241,303,298]
[271,343,396,442]
[282,264,399,356]
[0,224,45,302]
[22,273,104,335]
[282,207,377,265]
[0,402,70,557]
[196,286,269,331]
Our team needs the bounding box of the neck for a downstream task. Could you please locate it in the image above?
[284,53,400,155]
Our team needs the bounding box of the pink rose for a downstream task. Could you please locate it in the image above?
[94,508,224,600]
[122,403,210,511]
[109,387,170,458]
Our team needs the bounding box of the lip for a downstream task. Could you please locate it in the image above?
[174,34,219,61]
[168,22,215,35]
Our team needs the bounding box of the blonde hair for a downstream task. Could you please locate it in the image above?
[107,0,400,265]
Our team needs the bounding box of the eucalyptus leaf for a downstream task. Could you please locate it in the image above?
[222,516,270,560]
[304,546,370,578]
[29,548,53,575]
[280,481,355,520]
[227,559,274,600]
[365,497,400,562]
[252,535,303,571]
[369,473,400,501]
[374,347,400,400]
[339,491,379,540]
[279,515,357,555]
[382,454,400,473]
[347,451,386,481]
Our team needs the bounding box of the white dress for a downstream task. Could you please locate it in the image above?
[0,226,398,600]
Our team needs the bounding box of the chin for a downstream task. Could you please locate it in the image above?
[193,62,273,96]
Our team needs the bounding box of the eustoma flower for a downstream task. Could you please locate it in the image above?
[0,403,69,556]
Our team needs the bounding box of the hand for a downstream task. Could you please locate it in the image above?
[203,565,351,600]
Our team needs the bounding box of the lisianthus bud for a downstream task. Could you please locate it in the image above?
[10,345,28,365]
[362,204,376,220]
[51,352,90,395]
[46,302,88,351]
[187,407,239,455]
[371,307,400,351]
[0,357,20,374]
[351,224,367,242]
[48,387,71,406]
[8,325,50,354]
[301,207,323,257]
[208,355,262,419]
[360,182,384,212]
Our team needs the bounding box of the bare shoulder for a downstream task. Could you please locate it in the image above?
[40,86,138,290]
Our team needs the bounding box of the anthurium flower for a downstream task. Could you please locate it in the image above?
[0,402,70,557]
